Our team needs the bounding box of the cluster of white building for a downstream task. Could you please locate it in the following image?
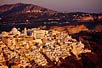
[0,27,91,68]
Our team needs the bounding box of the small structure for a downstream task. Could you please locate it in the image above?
[10,27,20,36]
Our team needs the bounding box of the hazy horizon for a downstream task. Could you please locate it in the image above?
[0,0,102,13]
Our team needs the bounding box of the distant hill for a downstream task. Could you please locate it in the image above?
[0,3,60,23]
[0,3,57,17]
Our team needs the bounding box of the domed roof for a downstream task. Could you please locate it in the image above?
[11,27,18,34]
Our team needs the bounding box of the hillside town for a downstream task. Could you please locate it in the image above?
[0,27,91,68]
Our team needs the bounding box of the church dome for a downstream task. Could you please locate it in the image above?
[11,27,18,34]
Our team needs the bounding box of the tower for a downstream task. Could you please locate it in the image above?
[24,27,27,36]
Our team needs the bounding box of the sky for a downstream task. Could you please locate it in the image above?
[0,0,102,13]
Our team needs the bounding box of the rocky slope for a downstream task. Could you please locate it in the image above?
[49,24,88,34]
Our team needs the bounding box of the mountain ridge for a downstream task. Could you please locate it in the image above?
[0,3,57,17]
